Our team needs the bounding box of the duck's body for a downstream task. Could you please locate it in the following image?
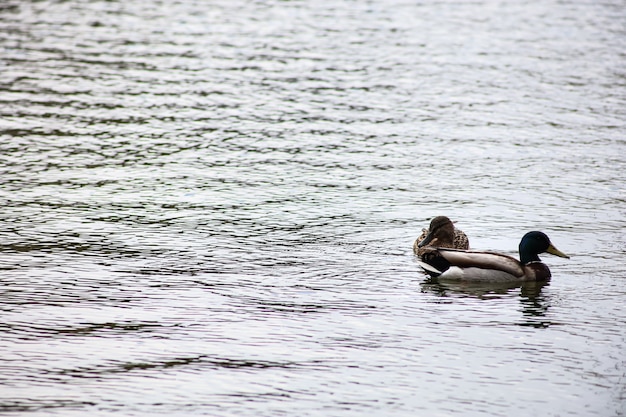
[413,216,469,256]
[417,231,569,282]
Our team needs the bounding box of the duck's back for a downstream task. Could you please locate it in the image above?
[452,229,469,250]
[437,249,525,277]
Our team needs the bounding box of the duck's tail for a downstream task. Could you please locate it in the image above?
[416,260,443,277]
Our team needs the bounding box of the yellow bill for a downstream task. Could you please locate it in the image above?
[547,243,569,259]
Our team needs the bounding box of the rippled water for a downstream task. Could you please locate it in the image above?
[1,0,625,416]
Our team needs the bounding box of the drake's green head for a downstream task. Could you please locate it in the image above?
[519,231,569,264]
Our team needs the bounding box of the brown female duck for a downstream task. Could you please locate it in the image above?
[413,216,469,256]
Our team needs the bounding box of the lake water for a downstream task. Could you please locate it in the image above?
[1,0,625,416]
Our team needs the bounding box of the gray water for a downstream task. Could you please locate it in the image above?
[1,0,625,416]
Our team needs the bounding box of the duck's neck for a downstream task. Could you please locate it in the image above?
[520,252,541,264]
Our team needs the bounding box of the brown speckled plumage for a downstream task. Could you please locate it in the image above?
[413,216,469,257]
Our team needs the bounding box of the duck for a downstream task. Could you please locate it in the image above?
[413,216,469,256]
[416,231,569,282]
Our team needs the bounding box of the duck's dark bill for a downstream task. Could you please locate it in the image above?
[418,232,434,248]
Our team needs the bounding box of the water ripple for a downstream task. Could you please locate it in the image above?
[1,0,625,416]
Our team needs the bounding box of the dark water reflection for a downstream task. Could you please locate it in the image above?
[1,0,625,416]
[421,279,553,327]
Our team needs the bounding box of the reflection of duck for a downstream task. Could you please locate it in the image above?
[420,278,547,299]
[413,216,469,256]
[417,231,569,282]
[419,279,552,327]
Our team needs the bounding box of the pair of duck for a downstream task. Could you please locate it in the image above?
[414,216,569,282]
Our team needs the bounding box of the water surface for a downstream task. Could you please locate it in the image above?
[1,0,625,416]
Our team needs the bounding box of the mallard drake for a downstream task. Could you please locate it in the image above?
[413,216,469,256]
[416,231,569,282]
